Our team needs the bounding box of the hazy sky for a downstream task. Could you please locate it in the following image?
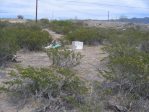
[0,0,149,20]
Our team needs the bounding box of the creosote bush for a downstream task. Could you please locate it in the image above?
[1,20,149,111]
[0,29,19,65]
[39,18,50,28]
[49,20,84,34]
[47,48,83,68]
[16,29,51,51]
[0,21,52,64]
[0,66,88,111]
[65,27,110,45]
[141,41,149,53]
[98,28,149,111]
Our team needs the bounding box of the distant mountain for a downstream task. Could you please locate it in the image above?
[116,17,149,24]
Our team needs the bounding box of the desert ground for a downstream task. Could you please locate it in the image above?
[0,19,148,112]
[0,29,108,112]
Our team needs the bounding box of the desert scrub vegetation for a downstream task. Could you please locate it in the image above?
[49,20,84,34]
[0,66,88,111]
[0,21,52,65]
[1,20,149,111]
[96,28,149,111]
[62,27,149,112]
[39,18,50,28]
[65,28,108,45]
[0,29,19,64]
[65,26,149,46]
[141,41,149,53]
[47,48,83,68]
[0,45,89,111]
[15,29,51,51]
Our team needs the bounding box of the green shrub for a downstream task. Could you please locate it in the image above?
[141,41,149,53]
[39,18,50,28]
[0,22,52,65]
[107,45,149,95]
[102,28,149,92]
[1,66,88,111]
[65,28,107,45]
[100,47,149,111]
[0,21,9,28]
[16,29,51,51]
[98,28,149,111]
[107,28,149,46]
[47,48,83,68]
[1,22,52,50]
[49,20,84,34]
[0,29,19,64]
[7,23,51,51]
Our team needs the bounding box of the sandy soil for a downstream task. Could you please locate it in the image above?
[74,46,107,82]
[16,51,51,68]
[43,29,63,40]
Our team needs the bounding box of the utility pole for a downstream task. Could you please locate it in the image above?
[36,0,38,23]
[108,11,110,21]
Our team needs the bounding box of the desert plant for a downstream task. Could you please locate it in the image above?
[17,29,51,51]
[141,41,149,53]
[95,48,149,111]
[65,28,107,45]
[0,29,19,65]
[49,20,84,34]
[39,18,50,28]
[94,28,149,112]
[0,66,88,111]
[47,48,83,68]
[0,21,52,65]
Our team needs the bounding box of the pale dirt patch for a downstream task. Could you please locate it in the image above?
[74,45,108,82]
[16,51,52,68]
[43,29,63,40]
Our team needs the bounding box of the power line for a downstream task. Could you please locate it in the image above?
[48,2,107,17]
[66,1,149,10]
[49,1,149,17]
[1,1,148,19]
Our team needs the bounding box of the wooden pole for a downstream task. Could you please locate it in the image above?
[108,11,109,21]
[36,0,38,23]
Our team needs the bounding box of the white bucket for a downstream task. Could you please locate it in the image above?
[72,41,83,50]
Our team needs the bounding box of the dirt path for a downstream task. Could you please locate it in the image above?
[35,29,108,82]
[15,45,107,82]
[74,46,107,82]
[43,29,108,82]
[0,30,108,112]
[43,29,63,40]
